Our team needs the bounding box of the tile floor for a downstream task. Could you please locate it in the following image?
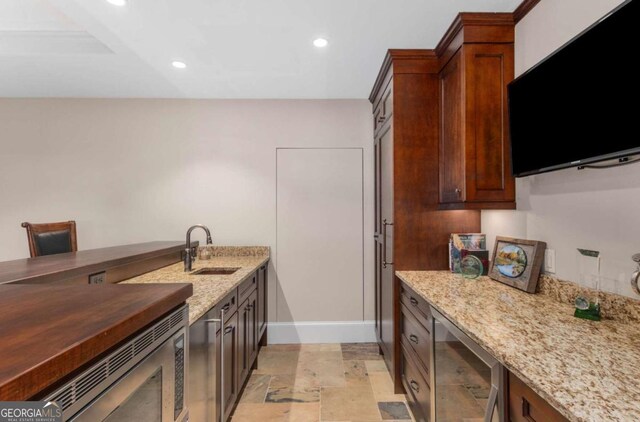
[232,343,414,422]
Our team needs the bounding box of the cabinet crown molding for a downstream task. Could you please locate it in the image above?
[435,12,515,57]
[369,49,438,102]
[513,0,541,24]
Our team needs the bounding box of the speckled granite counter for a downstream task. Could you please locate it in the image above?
[396,271,640,422]
[121,247,269,325]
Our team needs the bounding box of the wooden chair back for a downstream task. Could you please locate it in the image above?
[21,221,78,258]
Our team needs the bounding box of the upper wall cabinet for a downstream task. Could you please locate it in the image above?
[438,14,516,210]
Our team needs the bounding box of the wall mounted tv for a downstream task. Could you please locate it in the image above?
[508,0,638,177]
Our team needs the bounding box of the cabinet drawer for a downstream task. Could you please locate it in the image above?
[400,283,431,322]
[211,289,238,329]
[402,343,431,422]
[400,303,431,381]
[238,272,257,304]
[509,372,568,422]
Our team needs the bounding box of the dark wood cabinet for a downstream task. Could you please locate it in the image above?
[438,14,516,210]
[439,50,465,204]
[508,372,569,422]
[401,343,431,422]
[374,121,395,367]
[247,289,258,365]
[238,289,258,385]
[371,12,517,392]
[371,50,481,393]
[237,299,248,386]
[257,265,268,344]
[399,283,432,421]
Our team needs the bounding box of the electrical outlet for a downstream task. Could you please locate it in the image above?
[89,272,106,284]
[544,249,556,274]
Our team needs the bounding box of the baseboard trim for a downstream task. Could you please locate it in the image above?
[267,320,376,344]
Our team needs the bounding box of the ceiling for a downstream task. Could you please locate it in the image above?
[0,0,521,99]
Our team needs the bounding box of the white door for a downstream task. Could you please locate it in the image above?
[276,148,364,323]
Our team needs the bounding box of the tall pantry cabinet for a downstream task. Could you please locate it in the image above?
[370,50,481,392]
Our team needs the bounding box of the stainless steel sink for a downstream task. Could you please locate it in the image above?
[191,267,240,276]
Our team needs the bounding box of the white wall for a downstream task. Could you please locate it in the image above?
[0,99,375,324]
[482,0,640,298]
[276,148,364,323]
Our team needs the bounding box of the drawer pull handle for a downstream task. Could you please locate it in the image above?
[222,303,230,312]
[410,297,418,307]
[224,326,233,335]
[410,380,420,393]
[522,397,536,421]
[409,334,419,345]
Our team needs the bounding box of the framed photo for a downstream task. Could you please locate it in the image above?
[489,236,547,293]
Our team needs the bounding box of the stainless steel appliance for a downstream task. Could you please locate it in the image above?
[45,305,189,422]
[431,307,504,422]
[189,307,227,422]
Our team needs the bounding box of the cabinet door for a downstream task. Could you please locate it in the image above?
[463,43,515,203]
[374,136,382,343]
[440,49,465,204]
[377,122,394,365]
[509,372,568,422]
[221,311,238,422]
[247,289,258,365]
[257,265,267,340]
[237,299,249,385]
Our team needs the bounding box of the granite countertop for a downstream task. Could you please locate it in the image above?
[396,270,640,422]
[121,247,269,325]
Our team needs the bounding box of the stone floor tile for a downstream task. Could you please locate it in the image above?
[239,374,271,404]
[232,403,320,422]
[296,352,346,388]
[368,371,405,403]
[254,351,301,375]
[378,402,411,420]
[341,343,383,361]
[235,344,414,422]
[320,386,381,421]
[344,360,370,387]
[365,360,388,373]
[265,386,320,403]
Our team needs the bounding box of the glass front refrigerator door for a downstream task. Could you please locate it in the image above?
[432,307,503,422]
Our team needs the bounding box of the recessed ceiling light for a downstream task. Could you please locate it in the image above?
[313,38,328,48]
[106,0,127,6]
[172,61,187,69]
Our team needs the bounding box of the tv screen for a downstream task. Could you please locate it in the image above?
[508,0,639,177]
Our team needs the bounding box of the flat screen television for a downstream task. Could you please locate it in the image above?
[508,0,639,177]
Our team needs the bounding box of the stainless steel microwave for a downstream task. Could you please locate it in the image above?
[45,305,189,422]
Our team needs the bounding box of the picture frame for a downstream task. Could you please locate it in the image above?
[489,236,547,293]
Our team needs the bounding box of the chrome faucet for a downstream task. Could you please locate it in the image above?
[184,224,213,272]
